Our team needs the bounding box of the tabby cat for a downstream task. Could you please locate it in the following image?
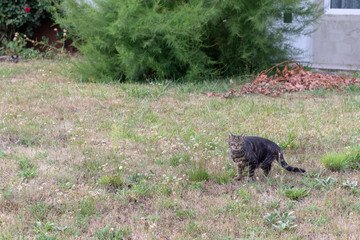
[228,132,305,181]
[0,55,18,63]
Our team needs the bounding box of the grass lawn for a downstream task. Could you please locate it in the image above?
[1,58,360,239]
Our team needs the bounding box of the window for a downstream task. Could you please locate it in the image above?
[325,0,360,15]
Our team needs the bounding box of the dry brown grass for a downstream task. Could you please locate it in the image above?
[1,59,360,239]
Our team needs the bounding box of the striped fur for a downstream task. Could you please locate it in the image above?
[0,55,18,63]
[228,132,305,181]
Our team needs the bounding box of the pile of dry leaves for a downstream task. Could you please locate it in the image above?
[205,61,360,98]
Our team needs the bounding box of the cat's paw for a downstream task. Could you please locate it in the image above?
[247,177,256,182]
[235,175,243,181]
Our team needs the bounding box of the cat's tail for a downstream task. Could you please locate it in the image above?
[278,152,306,173]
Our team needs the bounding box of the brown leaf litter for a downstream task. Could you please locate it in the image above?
[205,61,360,98]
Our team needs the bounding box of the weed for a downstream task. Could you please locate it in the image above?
[169,152,191,167]
[214,171,231,184]
[99,174,124,190]
[281,186,310,200]
[76,198,97,228]
[342,180,360,196]
[278,131,298,150]
[32,221,55,233]
[305,216,328,226]
[185,220,200,236]
[265,209,297,231]
[18,136,41,147]
[347,147,360,170]
[79,198,96,217]
[58,181,73,191]
[175,208,197,218]
[236,188,253,204]
[127,172,150,184]
[130,180,153,198]
[342,180,358,189]
[265,200,280,210]
[18,158,37,180]
[223,202,239,214]
[1,188,13,200]
[95,225,130,240]
[188,181,206,191]
[304,170,322,179]
[29,202,52,222]
[315,177,336,189]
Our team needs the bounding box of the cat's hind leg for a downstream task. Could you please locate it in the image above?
[260,154,277,176]
[261,165,272,176]
[247,163,257,182]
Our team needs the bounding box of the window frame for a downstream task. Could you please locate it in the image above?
[324,0,360,15]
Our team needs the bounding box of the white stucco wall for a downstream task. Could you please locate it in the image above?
[311,1,360,70]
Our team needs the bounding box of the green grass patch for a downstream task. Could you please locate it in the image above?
[188,164,210,182]
[2,59,360,239]
[321,152,349,171]
[321,146,360,171]
[98,174,124,190]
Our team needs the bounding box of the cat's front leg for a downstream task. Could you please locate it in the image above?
[235,162,245,181]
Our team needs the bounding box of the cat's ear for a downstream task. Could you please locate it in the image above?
[228,131,234,139]
[240,133,245,139]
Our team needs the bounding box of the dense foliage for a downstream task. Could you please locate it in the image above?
[0,0,56,42]
[56,0,322,81]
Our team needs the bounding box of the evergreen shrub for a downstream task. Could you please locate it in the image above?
[56,0,322,81]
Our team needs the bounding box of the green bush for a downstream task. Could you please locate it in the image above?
[56,0,322,81]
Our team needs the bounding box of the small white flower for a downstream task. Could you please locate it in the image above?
[119,166,123,170]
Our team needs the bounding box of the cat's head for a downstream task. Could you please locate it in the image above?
[11,55,19,63]
[228,132,245,150]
